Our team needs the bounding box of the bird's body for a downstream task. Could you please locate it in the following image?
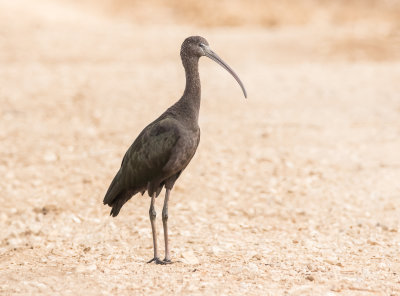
[103,106,200,216]
[103,36,246,264]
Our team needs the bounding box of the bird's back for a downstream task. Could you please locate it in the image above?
[103,111,200,216]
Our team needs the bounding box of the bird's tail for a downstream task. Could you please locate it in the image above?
[103,170,137,217]
[103,170,141,217]
[109,193,130,217]
[103,170,122,206]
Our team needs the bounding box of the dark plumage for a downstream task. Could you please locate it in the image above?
[103,116,195,216]
[103,36,247,264]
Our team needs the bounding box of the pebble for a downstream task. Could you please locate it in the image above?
[247,262,259,273]
[211,246,223,256]
[306,275,315,281]
[181,250,199,265]
[76,264,97,273]
[71,215,81,224]
[43,152,57,162]
[324,257,338,265]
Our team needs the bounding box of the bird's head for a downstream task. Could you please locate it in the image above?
[181,36,247,98]
[181,36,209,58]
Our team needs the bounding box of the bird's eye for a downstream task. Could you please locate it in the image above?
[199,43,205,48]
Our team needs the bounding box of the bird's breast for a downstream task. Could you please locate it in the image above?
[163,126,200,174]
[178,127,200,160]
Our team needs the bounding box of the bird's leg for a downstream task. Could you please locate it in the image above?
[162,188,172,263]
[147,192,165,264]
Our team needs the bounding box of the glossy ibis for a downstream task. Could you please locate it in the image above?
[103,36,247,264]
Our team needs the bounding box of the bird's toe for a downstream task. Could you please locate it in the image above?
[147,257,167,265]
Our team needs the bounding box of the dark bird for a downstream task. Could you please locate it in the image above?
[103,36,247,264]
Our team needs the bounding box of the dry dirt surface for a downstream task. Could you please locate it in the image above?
[1,0,400,295]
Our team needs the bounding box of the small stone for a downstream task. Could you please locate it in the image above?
[324,257,338,265]
[376,223,389,231]
[87,126,97,136]
[29,223,42,233]
[252,254,262,260]
[8,238,23,248]
[5,171,15,179]
[43,152,57,162]
[211,246,223,256]
[35,205,58,216]
[0,213,8,222]
[76,265,86,273]
[32,282,47,289]
[181,250,199,265]
[247,262,259,273]
[71,215,81,223]
[32,179,42,187]
[76,264,97,273]
[306,275,315,281]
[87,264,97,271]
[367,239,378,246]
[331,285,342,292]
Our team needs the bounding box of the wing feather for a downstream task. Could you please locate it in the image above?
[103,118,180,205]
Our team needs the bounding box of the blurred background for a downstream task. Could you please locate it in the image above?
[1,0,400,295]
[70,0,400,61]
[1,0,400,62]
[74,0,400,26]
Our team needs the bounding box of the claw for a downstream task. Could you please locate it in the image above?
[147,257,166,265]
[163,259,172,264]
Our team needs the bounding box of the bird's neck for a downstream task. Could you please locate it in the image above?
[179,56,201,123]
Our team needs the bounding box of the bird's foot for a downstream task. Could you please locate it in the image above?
[163,258,172,264]
[147,257,167,265]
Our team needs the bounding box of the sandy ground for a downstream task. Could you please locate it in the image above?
[1,0,400,295]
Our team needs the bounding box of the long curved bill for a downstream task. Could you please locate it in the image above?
[202,45,247,98]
